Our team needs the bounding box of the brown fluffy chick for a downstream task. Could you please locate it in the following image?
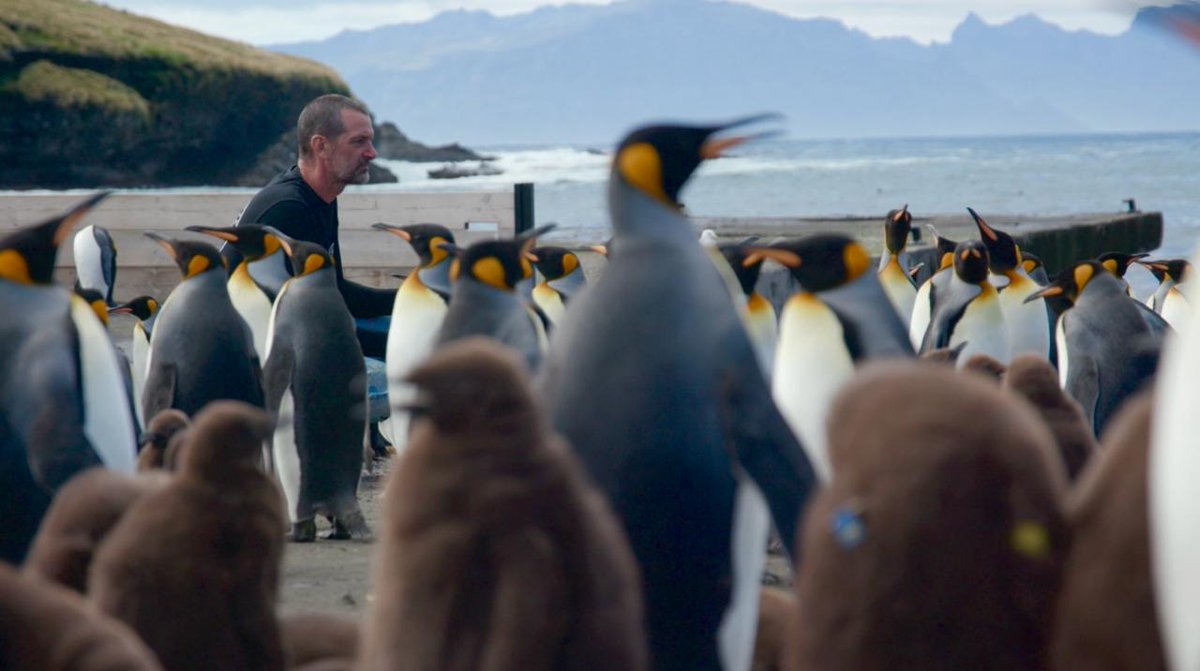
[752,587,795,671]
[281,612,360,669]
[360,337,648,671]
[23,468,168,593]
[136,409,190,471]
[1005,354,1097,480]
[792,361,1069,671]
[89,401,286,671]
[0,562,162,670]
[1050,392,1165,670]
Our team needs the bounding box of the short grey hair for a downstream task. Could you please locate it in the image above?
[297,94,371,159]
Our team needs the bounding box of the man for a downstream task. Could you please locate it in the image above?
[225,94,396,357]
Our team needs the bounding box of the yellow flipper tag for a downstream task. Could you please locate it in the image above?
[1011,520,1050,559]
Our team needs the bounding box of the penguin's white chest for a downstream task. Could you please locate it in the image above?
[950,288,1011,368]
[999,273,1050,359]
[384,279,449,452]
[744,294,778,378]
[228,265,273,360]
[532,283,566,326]
[1055,316,1069,388]
[879,259,917,324]
[73,226,108,294]
[717,475,770,671]
[130,322,150,427]
[70,297,136,473]
[909,276,935,350]
[772,293,854,481]
[1161,288,1190,330]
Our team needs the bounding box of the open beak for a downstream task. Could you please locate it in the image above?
[700,113,784,159]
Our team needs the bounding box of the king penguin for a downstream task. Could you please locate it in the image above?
[75,286,141,434]
[107,295,159,427]
[748,234,914,481]
[1141,258,1190,329]
[530,245,588,327]
[908,225,959,349]
[186,224,288,360]
[877,204,918,324]
[537,118,817,671]
[73,223,118,306]
[717,239,777,376]
[0,192,138,563]
[263,234,371,542]
[1026,261,1163,437]
[921,239,1011,367]
[970,207,1050,362]
[1022,251,1050,286]
[141,233,264,419]
[1149,249,1200,671]
[372,222,455,454]
[436,225,556,370]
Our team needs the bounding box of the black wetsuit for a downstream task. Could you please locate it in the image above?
[224,165,395,358]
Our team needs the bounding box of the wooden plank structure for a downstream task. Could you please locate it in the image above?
[0,189,524,302]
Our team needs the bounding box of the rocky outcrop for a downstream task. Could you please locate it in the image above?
[373,122,488,162]
[234,131,398,187]
[0,0,349,189]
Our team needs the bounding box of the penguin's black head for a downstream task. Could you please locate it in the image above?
[1020,251,1045,278]
[74,287,109,325]
[928,225,959,271]
[953,240,991,285]
[404,337,537,436]
[747,234,871,293]
[1098,251,1147,279]
[0,191,109,286]
[1141,258,1192,284]
[186,224,283,261]
[613,114,780,209]
[372,222,456,268]
[276,237,334,278]
[1024,260,1106,306]
[969,208,1021,274]
[883,205,911,255]
[529,246,580,282]
[719,238,765,297]
[109,295,159,321]
[448,224,556,291]
[146,232,226,280]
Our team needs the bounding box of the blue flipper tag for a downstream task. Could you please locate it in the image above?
[832,504,865,550]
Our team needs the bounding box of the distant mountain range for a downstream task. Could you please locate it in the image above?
[271,0,1200,146]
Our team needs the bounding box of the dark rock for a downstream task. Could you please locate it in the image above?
[233,131,398,187]
[374,121,487,162]
[427,162,503,179]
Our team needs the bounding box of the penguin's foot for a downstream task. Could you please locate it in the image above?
[289,519,317,543]
[327,511,373,542]
[368,422,393,459]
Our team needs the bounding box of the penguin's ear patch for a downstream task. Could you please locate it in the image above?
[562,253,579,274]
[303,254,325,275]
[831,503,866,550]
[1073,264,1095,291]
[186,255,210,278]
[617,142,670,205]
[449,258,461,283]
[0,249,32,284]
[472,257,508,290]
[843,242,871,280]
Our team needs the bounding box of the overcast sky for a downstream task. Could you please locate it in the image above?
[99,0,1166,46]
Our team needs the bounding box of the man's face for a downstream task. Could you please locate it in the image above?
[328,109,377,186]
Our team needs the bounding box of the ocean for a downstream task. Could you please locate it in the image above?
[375,131,1200,297]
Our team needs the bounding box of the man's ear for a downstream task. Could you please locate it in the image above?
[310,134,329,157]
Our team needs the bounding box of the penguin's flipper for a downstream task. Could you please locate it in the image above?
[720,331,818,555]
[1066,355,1102,436]
[920,284,979,353]
[94,226,118,305]
[141,360,178,429]
[262,346,294,424]
[11,326,100,489]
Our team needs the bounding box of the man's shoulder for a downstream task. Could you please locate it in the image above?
[240,167,313,225]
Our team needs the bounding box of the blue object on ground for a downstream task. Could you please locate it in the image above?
[364,356,389,421]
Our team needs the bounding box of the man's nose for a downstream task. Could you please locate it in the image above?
[364,142,378,160]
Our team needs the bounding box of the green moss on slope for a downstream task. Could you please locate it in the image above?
[4,59,149,117]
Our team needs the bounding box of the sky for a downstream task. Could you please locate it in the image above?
[99,0,1172,46]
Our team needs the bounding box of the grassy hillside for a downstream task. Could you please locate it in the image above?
[0,0,352,187]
